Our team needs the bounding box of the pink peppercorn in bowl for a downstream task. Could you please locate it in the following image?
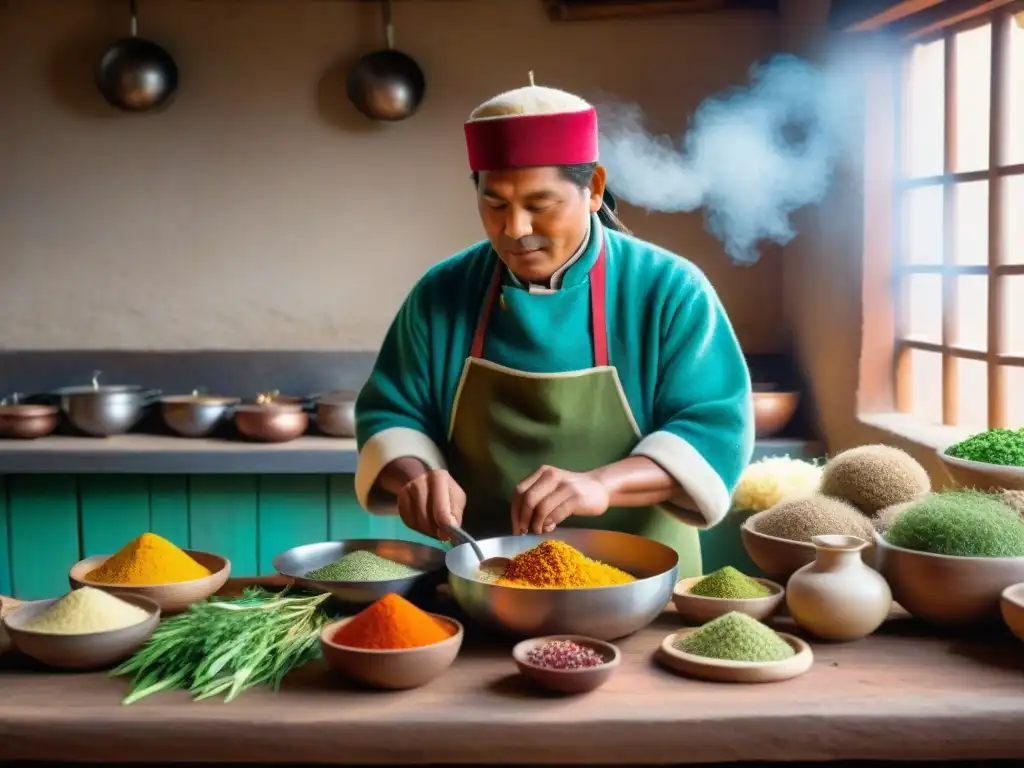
[512,635,621,694]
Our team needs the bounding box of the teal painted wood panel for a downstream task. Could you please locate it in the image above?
[189,476,258,578]
[0,476,10,596]
[6,475,79,600]
[327,475,436,546]
[149,476,190,548]
[79,475,150,557]
[257,476,329,575]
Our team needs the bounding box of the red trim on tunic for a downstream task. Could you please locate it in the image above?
[464,109,599,172]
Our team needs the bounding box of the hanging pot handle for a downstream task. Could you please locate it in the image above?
[383,0,395,50]
[129,0,138,38]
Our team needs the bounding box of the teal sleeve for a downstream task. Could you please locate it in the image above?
[355,286,443,449]
[353,279,449,512]
[631,267,754,528]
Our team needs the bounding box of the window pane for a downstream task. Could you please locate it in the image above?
[902,273,943,342]
[1006,275,1024,354]
[1006,365,1024,428]
[903,186,944,265]
[956,275,988,350]
[904,39,945,178]
[953,24,992,173]
[1005,176,1024,264]
[1005,14,1024,165]
[953,181,988,265]
[909,349,943,424]
[956,357,988,431]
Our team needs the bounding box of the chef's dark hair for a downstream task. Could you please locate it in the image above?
[471,162,631,234]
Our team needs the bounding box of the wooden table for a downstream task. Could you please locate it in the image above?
[1,583,1022,765]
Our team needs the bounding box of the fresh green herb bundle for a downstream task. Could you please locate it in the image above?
[112,587,331,704]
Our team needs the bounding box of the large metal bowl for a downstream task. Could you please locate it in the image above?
[446,529,678,640]
[272,539,447,607]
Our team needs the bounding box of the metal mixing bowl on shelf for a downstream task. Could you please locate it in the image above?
[273,539,448,606]
[446,529,678,641]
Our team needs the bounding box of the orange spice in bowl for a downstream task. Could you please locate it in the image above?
[85,533,212,586]
[331,593,456,650]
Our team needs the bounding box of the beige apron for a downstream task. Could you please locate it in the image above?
[445,235,702,577]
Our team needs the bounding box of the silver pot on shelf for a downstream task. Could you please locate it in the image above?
[312,390,357,438]
[54,371,161,437]
[160,389,241,438]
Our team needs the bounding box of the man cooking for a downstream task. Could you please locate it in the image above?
[353,79,754,577]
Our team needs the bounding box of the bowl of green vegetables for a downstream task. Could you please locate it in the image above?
[272,539,447,607]
[938,428,1024,492]
[875,490,1024,627]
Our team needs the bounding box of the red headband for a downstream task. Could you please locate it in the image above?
[464,108,599,172]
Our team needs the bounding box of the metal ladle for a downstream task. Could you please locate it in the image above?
[443,525,511,572]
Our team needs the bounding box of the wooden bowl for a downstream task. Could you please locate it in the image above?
[512,635,621,694]
[1000,583,1024,641]
[68,550,231,615]
[741,510,878,583]
[937,448,1024,492]
[752,390,800,439]
[672,576,785,625]
[875,533,1024,627]
[2,593,160,670]
[657,629,813,683]
[319,614,463,690]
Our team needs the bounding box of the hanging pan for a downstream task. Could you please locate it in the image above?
[96,0,179,113]
[347,0,426,122]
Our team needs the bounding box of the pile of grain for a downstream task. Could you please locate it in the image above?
[22,587,150,635]
[753,495,876,543]
[820,445,930,516]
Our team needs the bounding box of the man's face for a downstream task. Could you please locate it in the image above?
[477,167,603,282]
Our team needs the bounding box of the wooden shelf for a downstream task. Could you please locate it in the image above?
[0,435,358,474]
[0,435,821,474]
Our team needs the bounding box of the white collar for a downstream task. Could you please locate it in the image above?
[507,218,592,294]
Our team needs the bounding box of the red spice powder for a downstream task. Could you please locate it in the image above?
[331,593,455,650]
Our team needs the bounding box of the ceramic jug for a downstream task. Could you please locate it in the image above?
[785,535,892,641]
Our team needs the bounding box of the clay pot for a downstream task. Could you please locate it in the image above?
[785,535,892,641]
[752,388,800,439]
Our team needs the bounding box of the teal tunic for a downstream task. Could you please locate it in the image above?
[354,214,755,538]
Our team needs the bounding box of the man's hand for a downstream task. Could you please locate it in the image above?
[397,469,467,541]
[511,465,610,535]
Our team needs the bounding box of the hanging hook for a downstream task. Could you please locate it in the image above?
[129,0,138,38]
[383,0,394,50]
[528,70,535,87]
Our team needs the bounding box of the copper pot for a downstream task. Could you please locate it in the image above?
[752,389,800,439]
[0,394,60,439]
[313,390,357,438]
[234,403,309,443]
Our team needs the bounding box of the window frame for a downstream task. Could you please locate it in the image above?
[859,2,1024,447]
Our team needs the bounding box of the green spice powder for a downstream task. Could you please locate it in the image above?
[675,612,795,663]
[305,550,422,581]
[884,490,1024,557]
[946,428,1024,467]
[688,566,772,599]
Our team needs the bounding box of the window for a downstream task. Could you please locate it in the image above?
[892,6,1024,432]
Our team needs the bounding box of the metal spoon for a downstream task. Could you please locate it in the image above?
[442,524,511,572]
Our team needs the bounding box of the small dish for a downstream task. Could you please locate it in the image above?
[657,629,813,684]
[319,613,464,690]
[672,576,785,625]
[2,593,160,670]
[1000,583,1024,641]
[68,550,231,615]
[512,634,621,694]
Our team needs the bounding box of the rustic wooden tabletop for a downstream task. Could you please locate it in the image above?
[1,579,1022,765]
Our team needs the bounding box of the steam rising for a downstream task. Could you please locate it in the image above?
[597,54,857,265]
